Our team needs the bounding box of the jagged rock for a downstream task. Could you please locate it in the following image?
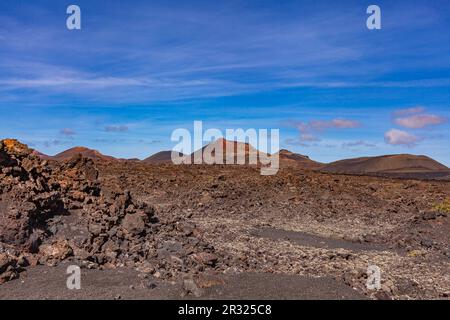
[0,139,224,285]
[88,222,105,236]
[0,253,19,284]
[0,140,65,247]
[39,240,73,262]
[176,221,196,236]
[191,252,219,266]
[121,213,146,236]
[0,253,14,274]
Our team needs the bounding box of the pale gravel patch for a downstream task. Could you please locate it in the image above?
[193,217,450,299]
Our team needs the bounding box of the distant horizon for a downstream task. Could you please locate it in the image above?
[1,0,449,166]
[8,136,448,167]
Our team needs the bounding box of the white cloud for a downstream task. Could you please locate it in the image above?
[394,114,447,129]
[293,118,360,133]
[384,129,419,146]
[288,118,360,144]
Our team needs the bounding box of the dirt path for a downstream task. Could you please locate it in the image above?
[251,227,392,252]
[0,262,365,300]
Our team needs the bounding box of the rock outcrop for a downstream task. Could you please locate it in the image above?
[0,139,221,284]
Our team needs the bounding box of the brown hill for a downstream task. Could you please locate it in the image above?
[143,151,184,164]
[277,149,324,169]
[31,150,53,161]
[52,147,117,161]
[321,154,449,175]
[188,140,325,170]
[189,138,262,164]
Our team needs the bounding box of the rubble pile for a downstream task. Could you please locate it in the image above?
[0,139,220,284]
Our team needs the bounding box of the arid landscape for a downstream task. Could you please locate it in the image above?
[1,138,449,300]
[2,0,450,307]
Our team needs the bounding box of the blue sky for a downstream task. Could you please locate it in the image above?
[0,0,449,164]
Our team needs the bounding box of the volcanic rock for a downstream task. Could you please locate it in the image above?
[0,139,224,284]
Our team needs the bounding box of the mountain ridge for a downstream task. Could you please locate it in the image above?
[28,139,450,178]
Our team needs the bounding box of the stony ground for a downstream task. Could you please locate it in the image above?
[1,140,449,300]
[97,162,450,300]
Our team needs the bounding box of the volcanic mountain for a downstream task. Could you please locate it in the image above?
[188,138,262,164]
[143,151,184,164]
[29,141,450,180]
[50,147,117,161]
[31,150,53,160]
[321,154,450,177]
[277,149,324,169]
[158,139,323,169]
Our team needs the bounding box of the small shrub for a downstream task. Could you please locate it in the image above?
[432,199,450,213]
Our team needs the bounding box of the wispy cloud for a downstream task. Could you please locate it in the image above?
[342,140,376,148]
[285,118,361,145]
[394,114,447,129]
[392,106,425,117]
[291,118,360,140]
[60,128,76,136]
[1,1,449,105]
[43,139,67,148]
[104,125,129,133]
[384,129,419,147]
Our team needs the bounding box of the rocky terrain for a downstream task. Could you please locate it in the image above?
[0,140,222,289]
[95,161,450,300]
[1,139,449,300]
